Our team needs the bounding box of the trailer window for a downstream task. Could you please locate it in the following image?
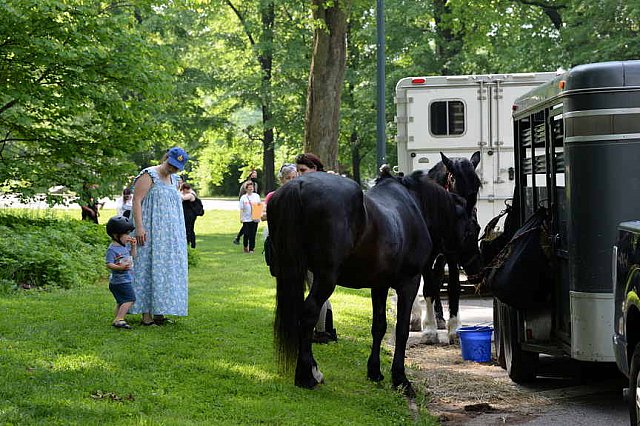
[430,100,465,136]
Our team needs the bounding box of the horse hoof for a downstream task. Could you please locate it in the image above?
[448,333,459,345]
[368,371,384,382]
[312,366,324,384]
[295,378,319,389]
[295,366,324,389]
[421,331,439,345]
[410,318,422,332]
[393,381,416,399]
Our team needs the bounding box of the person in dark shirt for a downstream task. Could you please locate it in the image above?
[180,183,198,249]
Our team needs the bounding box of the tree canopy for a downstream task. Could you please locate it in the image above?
[1,0,638,199]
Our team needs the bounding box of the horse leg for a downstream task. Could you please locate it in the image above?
[368,286,390,382]
[409,279,424,331]
[446,256,462,344]
[392,276,420,398]
[295,272,336,388]
[421,259,440,344]
[422,295,439,344]
[433,255,447,330]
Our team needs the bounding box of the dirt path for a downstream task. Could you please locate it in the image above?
[404,338,551,424]
[388,296,626,424]
[401,335,627,425]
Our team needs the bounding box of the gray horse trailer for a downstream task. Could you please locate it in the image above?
[494,60,640,384]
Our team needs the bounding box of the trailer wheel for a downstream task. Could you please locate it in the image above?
[629,342,640,425]
[493,298,506,369]
[503,304,538,383]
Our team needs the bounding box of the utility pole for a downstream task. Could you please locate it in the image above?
[376,0,386,169]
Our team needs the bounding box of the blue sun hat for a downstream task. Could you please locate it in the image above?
[167,147,189,171]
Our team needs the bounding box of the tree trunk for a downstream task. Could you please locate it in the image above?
[225,0,276,194]
[303,0,349,171]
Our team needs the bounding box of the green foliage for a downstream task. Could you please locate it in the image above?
[3,0,639,200]
[562,0,640,66]
[0,209,437,424]
[0,0,183,201]
[0,210,107,289]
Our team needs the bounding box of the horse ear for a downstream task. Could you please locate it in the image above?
[470,151,481,169]
[440,152,454,171]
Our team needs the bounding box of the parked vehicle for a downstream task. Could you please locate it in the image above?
[614,221,640,423]
[394,72,557,228]
[492,61,640,391]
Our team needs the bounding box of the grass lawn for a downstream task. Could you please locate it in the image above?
[0,209,437,425]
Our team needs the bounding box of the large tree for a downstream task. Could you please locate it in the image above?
[225,0,277,193]
[304,0,350,171]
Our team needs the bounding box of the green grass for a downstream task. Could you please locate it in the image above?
[0,210,437,425]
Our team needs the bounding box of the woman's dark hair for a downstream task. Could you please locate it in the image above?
[122,187,132,196]
[182,183,192,190]
[295,153,324,171]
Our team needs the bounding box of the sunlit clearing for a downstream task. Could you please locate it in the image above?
[214,359,275,382]
[53,354,111,372]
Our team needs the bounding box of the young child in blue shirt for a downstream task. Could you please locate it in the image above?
[105,215,137,329]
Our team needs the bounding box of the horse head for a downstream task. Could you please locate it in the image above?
[440,151,481,214]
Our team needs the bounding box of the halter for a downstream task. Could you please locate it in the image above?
[444,171,455,192]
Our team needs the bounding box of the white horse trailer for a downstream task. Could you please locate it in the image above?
[395,72,557,228]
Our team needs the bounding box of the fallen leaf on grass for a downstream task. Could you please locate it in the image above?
[90,390,135,402]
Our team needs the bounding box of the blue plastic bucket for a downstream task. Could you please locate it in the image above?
[457,326,493,362]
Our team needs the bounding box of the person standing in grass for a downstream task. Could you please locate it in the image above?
[132,147,189,326]
[233,169,260,245]
[105,215,137,329]
[180,182,199,249]
[239,180,261,253]
[80,183,102,224]
[115,187,133,218]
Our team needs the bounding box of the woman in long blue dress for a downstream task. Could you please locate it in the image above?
[131,147,189,325]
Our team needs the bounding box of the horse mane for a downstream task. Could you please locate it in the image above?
[402,170,463,253]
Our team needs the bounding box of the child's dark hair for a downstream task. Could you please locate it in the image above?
[295,153,324,171]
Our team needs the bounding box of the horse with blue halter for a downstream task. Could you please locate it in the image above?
[268,170,438,397]
[411,152,483,343]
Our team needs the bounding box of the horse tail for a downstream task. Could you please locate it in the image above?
[269,182,307,373]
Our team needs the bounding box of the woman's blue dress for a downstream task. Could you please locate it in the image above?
[131,167,188,316]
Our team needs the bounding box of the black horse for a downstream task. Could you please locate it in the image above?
[411,152,483,342]
[268,170,436,397]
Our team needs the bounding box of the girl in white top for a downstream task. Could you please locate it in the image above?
[239,181,261,253]
[115,188,133,218]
